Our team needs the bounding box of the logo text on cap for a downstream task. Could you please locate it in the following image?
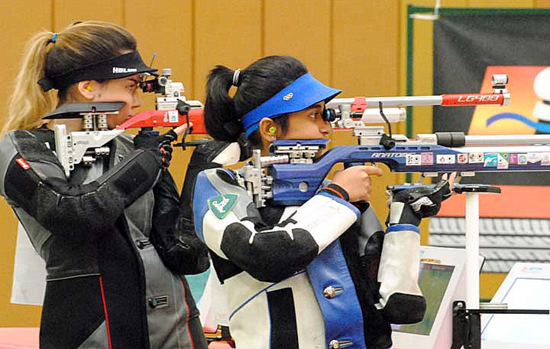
[113,67,138,74]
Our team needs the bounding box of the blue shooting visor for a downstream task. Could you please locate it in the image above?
[242,72,341,137]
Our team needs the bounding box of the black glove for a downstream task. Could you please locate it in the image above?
[386,179,451,226]
[151,172,210,275]
[134,129,178,168]
[150,213,210,275]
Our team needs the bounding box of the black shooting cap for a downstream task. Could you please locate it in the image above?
[38,51,157,92]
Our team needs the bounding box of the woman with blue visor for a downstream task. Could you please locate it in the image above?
[192,55,447,348]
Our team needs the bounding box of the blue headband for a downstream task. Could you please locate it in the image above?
[242,72,341,137]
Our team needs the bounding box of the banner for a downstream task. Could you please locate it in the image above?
[433,12,550,187]
[430,11,550,276]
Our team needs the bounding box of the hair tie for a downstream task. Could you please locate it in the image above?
[49,33,58,44]
[232,69,242,87]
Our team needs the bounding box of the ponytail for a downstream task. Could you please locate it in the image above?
[2,31,56,136]
[204,66,242,142]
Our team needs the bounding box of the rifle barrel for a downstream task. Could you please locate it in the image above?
[328,93,509,108]
[417,133,550,147]
[464,134,550,146]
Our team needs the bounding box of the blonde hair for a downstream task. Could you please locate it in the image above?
[2,21,137,137]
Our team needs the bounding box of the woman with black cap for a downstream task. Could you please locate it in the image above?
[0,21,208,348]
[192,55,450,348]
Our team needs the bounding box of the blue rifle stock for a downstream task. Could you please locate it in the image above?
[244,132,550,207]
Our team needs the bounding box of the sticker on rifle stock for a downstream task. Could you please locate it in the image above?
[421,152,433,165]
[484,153,498,167]
[518,154,528,165]
[406,154,421,165]
[436,154,455,164]
[457,153,468,164]
[168,110,179,123]
[469,152,484,164]
[527,153,542,164]
[208,194,239,219]
[497,153,509,169]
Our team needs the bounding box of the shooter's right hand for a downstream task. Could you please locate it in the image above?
[331,165,383,203]
[133,124,189,168]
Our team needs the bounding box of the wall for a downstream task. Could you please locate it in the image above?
[0,0,548,326]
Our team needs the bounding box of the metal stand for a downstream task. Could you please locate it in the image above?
[452,301,481,349]
[452,184,501,309]
[465,191,480,310]
[451,300,549,349]
[450,184,550,348]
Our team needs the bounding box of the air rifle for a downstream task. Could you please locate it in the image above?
[248,133,550,207]
[234,75,550,207]
[45,69,205,177]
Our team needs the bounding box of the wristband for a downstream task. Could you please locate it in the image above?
[320,183,350,202]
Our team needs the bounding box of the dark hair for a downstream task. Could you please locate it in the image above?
[204,55,308,147]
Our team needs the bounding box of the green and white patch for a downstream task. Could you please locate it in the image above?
[208,194,239,219]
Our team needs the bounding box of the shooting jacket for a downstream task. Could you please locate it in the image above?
[193,167,396,349]
[0,129,207,349]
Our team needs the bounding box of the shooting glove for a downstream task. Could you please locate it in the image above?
[151,171,210,275]
[386,180,451,226]
[377,180,451,324]
[133,129,178,168]
[151,210,210,275]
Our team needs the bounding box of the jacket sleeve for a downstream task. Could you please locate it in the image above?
[193,168,361,282]
[0,130,163,242]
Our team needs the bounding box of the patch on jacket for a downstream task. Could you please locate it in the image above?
[15,158,31,170]
[208,194,238,219]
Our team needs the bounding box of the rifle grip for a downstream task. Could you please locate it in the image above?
[139,127,158,136]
